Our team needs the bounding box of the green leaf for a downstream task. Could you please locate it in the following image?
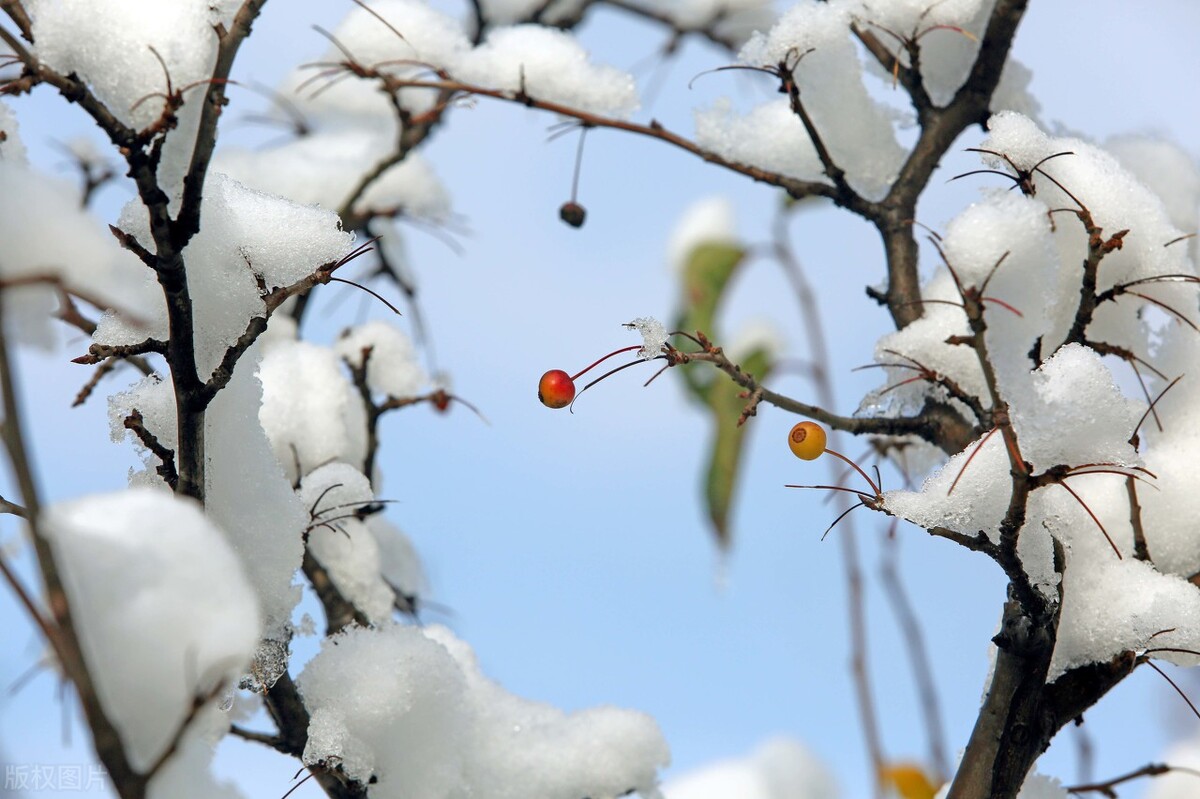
[671,239,769,548]
[701,347,773,549]
[672,242,745,400]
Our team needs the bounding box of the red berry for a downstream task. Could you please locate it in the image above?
[538,369,576,409]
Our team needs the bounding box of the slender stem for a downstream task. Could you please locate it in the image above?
[771,211,885,796]
[825,448,881,497]
[0,301,143,795]
[881,537,950,781]
[841,523,886,798]
[570,345,642,381]
[570,127,588,203]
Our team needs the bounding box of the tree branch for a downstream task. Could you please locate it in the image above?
[0,296,144,796]
[875,0,1030,329]
[0,0,33,42]
[174,0,268,247]
[262,672,369,799]
[881,537,950,781]
[122,409,179,490]
[673,339,976,452]
[323,69,843,204]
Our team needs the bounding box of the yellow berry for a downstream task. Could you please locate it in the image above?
[788,421,826,460]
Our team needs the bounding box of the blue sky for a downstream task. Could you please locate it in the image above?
[2,2,1200,797]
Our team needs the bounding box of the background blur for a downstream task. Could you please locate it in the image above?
[2,2,1200,796]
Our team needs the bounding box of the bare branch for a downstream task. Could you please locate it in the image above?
[0,1,33,41]
[0,294,143,794]
[1066,762,1200,797]
[317,68,846,207]
[881,536,950,781]
[122,409,179,490]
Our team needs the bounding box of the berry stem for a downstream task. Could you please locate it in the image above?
[570,128,588,203]
[824,448,881,497]
[570,356,667,411]
[570,345,643,381]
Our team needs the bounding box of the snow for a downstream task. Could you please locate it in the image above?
[251,9,641,121]
[258,340,369,483]
[204,342,308,641]
[1010,344,1140,473]
[299,463,396,624]
[335,320,426,399]
[455,25,640,117]
[474,0,587,26]
[857,0,989,106]
[299,624,468,793]
[30,0,220,196]
[695,99,825,186]
[285,0,471,120]
[932,769,1066,798]
[735,0,906,199]
[1139,427,1200,577]
[1050,555,1200,679]
[327,0,471,82]
[31,1,216,129]
[638,0,775,47]
[366,515,427,609]
[855,0,985,35]
[627,316,668,360]
[298,624,669,798]
[874,111,1200,683]
[108,374,178,489]
[666,197,740,275]
[148,706,246,799]
[42,488,260,772]
[93,175,354,381]
[991,58,1042,120]
[937,190,1059,386]
[662,737,837,799]
[1106,135,1200,237]
[0,100,28,163]
[863,266,986,420]
[215,131,452,218]
[883,429,1010,542]
[1015,773,1068,799]
[983,113,1196,335]
[0,161,150,347]
[16,2,1200,795]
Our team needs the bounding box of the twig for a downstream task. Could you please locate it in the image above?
[0,492,26,516]
[262,673,369,798]
[311,69,853,210]
[881,535,950,781]
[1071,720,1094,786]
[74,338,168,365]
[229,724,290,754]
[680,343,975,454]
[122,409,179,490]
[0,291,141,794]
[1066,762,1200,796]
[769,208,885,795]
[0,0,34,41]
[143,683,227,779]
[841,523,886,797]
